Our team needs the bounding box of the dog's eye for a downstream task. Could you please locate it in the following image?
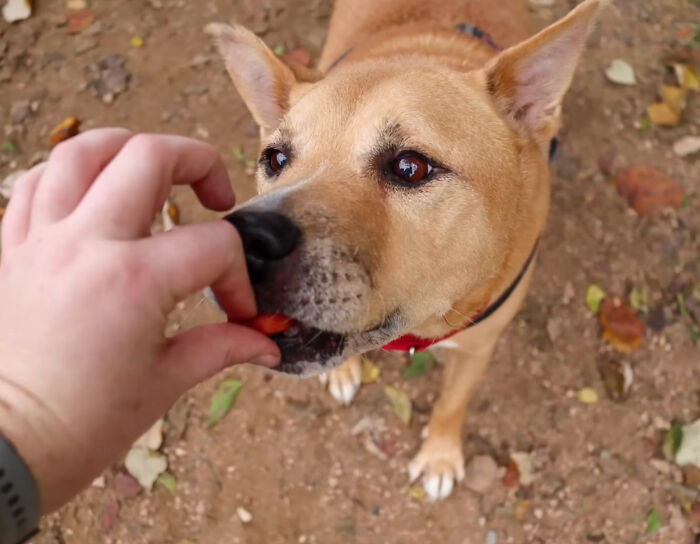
[392,153,432,183]
[268,149,288,173]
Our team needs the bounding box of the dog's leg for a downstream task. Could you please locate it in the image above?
[319,355,363,405]
[408,341,496,500]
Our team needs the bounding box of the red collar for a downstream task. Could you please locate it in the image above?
[381,241,539,353]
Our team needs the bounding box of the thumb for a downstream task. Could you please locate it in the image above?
[161,323,280,390]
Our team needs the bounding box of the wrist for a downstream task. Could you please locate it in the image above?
[0,376,68,514]
[0,431,41,544]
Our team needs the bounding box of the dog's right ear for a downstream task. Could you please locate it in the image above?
[206,23,320,136]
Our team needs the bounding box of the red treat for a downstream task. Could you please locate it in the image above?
[236,313,296,336]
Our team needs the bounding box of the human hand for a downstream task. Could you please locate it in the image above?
[0,129,280,512]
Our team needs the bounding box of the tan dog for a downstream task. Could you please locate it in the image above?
[207,0,604,501]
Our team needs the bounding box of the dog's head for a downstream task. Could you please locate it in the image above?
[208,0,602,375]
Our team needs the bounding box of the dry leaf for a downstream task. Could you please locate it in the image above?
[577,387,599,404]
[514,499,531,521]
[604,59,636,86]
[101,497,120,532]
[124,447,167,489]
[133,418,164,451]
[648,103,680,126]
[614,167,685,216]
[407,484,427,500]
[673,136,700,157]
[113,472,143,498]
[360,358,380,384]
[598,359,633,401]
[586,284,606,313]
[503,458,520,488]
[599,297,646,353]
[663,86,686,114]
[511,452,537,485]
[384,386,411,425]
[676,420,700,469]
[49,117,81,147]
[67,9,95,33]
[2,0,31,23]
[673,63,700,91]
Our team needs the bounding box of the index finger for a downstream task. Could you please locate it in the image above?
[75,134,235,238]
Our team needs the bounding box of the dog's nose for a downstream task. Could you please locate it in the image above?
[225,210,301,284]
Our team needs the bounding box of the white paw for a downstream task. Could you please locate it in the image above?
[408,439,465,501]
[319,358,362,405]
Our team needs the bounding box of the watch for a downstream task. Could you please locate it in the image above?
[0,433,40,544]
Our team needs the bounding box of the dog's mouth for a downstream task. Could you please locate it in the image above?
[244,311,404,377]
[269,318,347,375]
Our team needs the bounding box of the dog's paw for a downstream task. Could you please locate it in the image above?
[408,436,465,501]
[319,357,362,405]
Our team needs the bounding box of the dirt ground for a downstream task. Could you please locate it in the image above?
[1,0,699,543]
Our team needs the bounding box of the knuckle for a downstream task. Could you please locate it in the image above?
[125,133,171,161]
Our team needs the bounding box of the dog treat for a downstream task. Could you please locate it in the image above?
[237,313,296,336]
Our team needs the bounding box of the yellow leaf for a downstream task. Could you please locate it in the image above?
[648,103,680,126]
[577,387,599,405]
[384,386,412,425]
[662,86,686,115]
[674,64,700,91]
[407,484,426,500]
[131,36,144,48]
[361,358,380,384]
[514,499,531,521]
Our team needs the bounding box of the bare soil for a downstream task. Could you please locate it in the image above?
[1,0,699,543]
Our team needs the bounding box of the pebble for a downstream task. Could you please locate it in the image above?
[67,0,88,9]
[236,506,253,524]
[463,455,499,493]
[486,530,498,544]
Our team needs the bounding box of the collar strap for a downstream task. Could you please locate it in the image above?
[382,239,540,353]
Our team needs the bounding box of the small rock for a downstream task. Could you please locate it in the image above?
[74,36,99,55]
[87,54,131,102]
[463,455,499,493]
[673,136,700,157]
[604,59,636,86]
[236,507,253,524]
[91,475,106,488]
[67,0,87,9]
[10,100,30,124]
[597,148,619,177]
[562,281,575,305]
[485,530,498,544]
[189,54,210,69]
[546,317,562,342]
[649,458,672,475]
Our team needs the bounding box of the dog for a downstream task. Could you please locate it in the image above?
[207,0,604,501]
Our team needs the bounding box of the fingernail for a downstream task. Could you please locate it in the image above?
[250,355,280,368]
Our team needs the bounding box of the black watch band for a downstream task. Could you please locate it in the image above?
[0,433,40,544]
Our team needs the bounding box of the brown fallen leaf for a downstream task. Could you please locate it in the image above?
[614,167,685,216]
[67,8,95,34]
[284,48,312,68]
[49,117,81,147]
[113,472,143,498]
[503,458,520,488]
[101,497,120,532]
[599,297,646,353]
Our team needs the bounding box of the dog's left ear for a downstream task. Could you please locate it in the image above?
[206,23,322,136]
[485,0,605,144]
